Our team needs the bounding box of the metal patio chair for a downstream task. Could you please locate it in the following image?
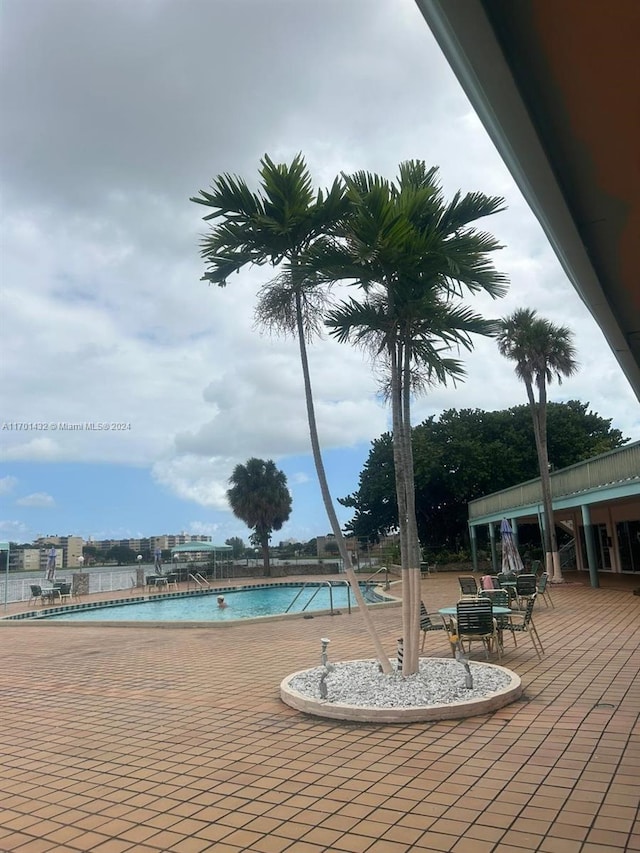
[29,584,45,606]
[506,593,544,658]
[536,572,554,608]
[420,600,445,651]
[458,576,479,597]
[515,573,538,609]
[455,598,501,660]
[479,587,513,650]
[53,581,72,602]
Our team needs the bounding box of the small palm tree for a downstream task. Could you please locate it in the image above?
[497,308,578,582]
[192,155,393,672]
[309,161,508,674]
[227,458,292,576]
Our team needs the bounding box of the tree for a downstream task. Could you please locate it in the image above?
[313,161,507,674]
[497,308,579,581]
[105,545,137,566]
[227,458,292,576]
[225,536,245,559]
[192,154,393,672]
[82,545,99,565]
[342,402,626,550]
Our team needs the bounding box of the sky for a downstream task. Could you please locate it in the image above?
[1,0,638,548]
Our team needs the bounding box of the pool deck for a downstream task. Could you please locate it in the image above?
[1,571,638,852]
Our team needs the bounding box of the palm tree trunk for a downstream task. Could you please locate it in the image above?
[537,381,562,582]
[390,341,413,673]
[260,535,271,577]
[525,380,561,581]
[295,292,393,673]
[400,338,421,675]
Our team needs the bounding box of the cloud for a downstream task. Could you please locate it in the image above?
[0,476,18,495]
[290,472,311,485]
[0,0,637,543]
[16,492,56,508]
[0,520,31,540]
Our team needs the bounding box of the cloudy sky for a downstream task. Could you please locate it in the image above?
[1,0,638,547]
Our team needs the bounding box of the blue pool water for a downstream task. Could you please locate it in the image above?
[39,583,379,622]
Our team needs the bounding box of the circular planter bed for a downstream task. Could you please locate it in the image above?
[281,657,522,723]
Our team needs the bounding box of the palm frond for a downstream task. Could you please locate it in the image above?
[254,270,330,342]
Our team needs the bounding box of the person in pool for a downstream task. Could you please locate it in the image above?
[217,596,228,608]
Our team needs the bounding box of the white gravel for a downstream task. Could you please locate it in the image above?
[289,659,512,708]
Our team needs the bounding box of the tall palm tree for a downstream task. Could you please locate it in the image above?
[309,161,508,674]
[227,458,292,576]
[497,308,578,582]
[191,154,393,672]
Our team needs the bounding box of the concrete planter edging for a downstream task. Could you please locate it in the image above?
[281,659,522,723]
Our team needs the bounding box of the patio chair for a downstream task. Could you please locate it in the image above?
[479,588,513,649]
[166,573,178,589]
[420,600,445,651]
[54,581,72,602]
[536,572,554,608]
[455,598,501,660]
[146,575,158,591]
[496,572,518,604]
[29,584,45,606]
[420,562,438,577]
[515,573,538,609]
[458,576,479,597]
[43,587,61,605]
[506,593,544,658]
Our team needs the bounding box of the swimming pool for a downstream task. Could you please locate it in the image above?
[24,582,385,623]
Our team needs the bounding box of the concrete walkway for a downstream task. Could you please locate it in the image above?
[0,572,638,852]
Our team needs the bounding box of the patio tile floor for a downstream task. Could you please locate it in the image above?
[0,571,638,852]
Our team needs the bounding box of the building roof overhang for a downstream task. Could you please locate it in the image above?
[416,0,640,400]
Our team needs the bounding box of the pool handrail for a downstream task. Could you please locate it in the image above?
[285,580,353,616]
[188,572,210,589]
[360,565,391,589]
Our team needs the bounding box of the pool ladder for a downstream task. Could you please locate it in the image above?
[285,580,352,615]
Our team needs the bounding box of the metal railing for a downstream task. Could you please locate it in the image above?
[360,565,391,588]
[285,580,353,615]
[469,441,640,520]
[3,570,137,606]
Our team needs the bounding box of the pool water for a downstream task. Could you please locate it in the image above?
[41,583,379,622]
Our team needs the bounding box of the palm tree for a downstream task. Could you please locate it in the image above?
[192,154,393,672]
[227,458,292,576]
[497,308,578,582]
[308,161,508,674]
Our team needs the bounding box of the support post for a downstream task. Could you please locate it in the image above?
[510,518,519,549]
[469,525,478,572]
[489,522,498,574]
[581,504,599,589]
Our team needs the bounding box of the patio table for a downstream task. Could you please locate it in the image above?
[438,605,512,657]
[40,587,61,604]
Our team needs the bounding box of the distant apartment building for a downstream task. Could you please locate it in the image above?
[85,534,212,555]
[33,536,83,568]
[9,548,42,571]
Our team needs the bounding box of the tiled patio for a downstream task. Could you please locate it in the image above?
[0,572,638,853]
